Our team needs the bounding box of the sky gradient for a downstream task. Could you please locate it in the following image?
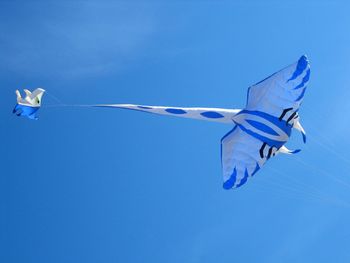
[2,1,350,262]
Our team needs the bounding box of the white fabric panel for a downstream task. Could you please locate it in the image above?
[221,126,267,189]
[95,104,241,124]
[246,55,310,119]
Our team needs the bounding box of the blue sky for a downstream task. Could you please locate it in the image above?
[2,1,350,262]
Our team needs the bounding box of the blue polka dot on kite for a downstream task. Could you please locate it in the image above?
[200,111,224,119]
[165,108,187,114]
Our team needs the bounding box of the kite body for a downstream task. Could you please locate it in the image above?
[13,88,45,120]
[221,55,309,189]
[94,55,310,189]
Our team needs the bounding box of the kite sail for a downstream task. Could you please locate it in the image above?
[13,88,45,120]
[13,55,310,189]
[92,56,310,189]
[220,55,309,189]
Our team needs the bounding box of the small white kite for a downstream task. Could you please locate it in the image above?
[14,56,310,189]
[13,88,45,120]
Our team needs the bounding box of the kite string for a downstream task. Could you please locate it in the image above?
[252,166,350,207]
[294,107,350,188]
[251,177,349,207]
[43,91,99,108]
[42,104,95,108]
[45,90,67,106]
[294,155,350,189]
[300,120,350,188]
[301,105,348,157]
[308,136,350,167]
[266,166,350,206]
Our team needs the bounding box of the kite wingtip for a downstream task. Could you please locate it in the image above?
[292,149,301,154]
[299,54,309,63]
[222,181,232,190]
[222,177,236,190]
[302,133,307,143]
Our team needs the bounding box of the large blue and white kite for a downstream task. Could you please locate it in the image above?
[14,56,310,189]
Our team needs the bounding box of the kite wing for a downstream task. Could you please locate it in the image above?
[30,88,45,103]
[221,56,311,189]
[221,125,269,189]
[246,55,310,121]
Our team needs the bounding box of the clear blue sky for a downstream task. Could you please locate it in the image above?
[2,1,350,262]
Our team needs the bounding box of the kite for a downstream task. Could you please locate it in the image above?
[14,56,310,189]
[93,55,310,189]
[13,88,45,120]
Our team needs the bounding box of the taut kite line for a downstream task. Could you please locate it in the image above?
[13,55,310,189]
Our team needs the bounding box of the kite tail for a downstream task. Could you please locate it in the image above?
[92,104,241,124]
[41,91,242,123]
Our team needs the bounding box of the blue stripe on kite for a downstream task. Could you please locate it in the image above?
[295,88,306,101]
[246,119,279,136]
[223,167,237,190]
[220,126,238,167]
[221,126,238,143]
[235,169,249,188]
[246,87,251,106]
[287,55,308,82]
[165,108,187,114]
[137,105,152,109]
[302,132,306,143]
[252,71,278,87]
[200,111,224,119]
[236,123,286,148]
[251,163,260,176]
[294,69,310,90]
[237,110,292,136]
